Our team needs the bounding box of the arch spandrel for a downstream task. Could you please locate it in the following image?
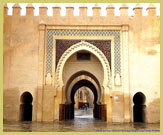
[55,41,111,89]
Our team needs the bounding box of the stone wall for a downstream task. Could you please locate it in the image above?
[3,3,160,123]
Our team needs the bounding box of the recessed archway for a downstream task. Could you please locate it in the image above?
[133,92,146,123]
[74,87,94,109]
[55,41,111,89]
[65,71,102,104]
[20,92,33,121]
[57,41,111,121]
[70,79,98,119]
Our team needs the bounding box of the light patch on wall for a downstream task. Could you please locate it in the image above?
[114,96,119,100]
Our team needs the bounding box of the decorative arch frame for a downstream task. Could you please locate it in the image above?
[37,25,130,122]
[55,41,111,89]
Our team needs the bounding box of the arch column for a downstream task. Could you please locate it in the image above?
[37,24,46,121]
[103,85,112,122]
[122,25,130,122]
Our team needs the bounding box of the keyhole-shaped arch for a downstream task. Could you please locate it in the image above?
[55,41,111,88]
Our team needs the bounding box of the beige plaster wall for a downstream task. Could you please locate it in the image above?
[63,52,104,85]
[111,87,124,123]
[3,16,39,121]
[128,17,160,123]
[3,6,160,123]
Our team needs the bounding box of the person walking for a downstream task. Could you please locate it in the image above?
[85,104,88,111]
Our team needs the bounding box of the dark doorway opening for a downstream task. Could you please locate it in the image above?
[133,92,146,123]
[20,92,33,121]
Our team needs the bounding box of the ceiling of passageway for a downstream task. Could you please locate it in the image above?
[65,70,101,92]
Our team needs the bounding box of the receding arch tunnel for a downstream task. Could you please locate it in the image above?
[59,75,107,121]
[70,79,98,119]
[71,79,98,104]
[65,70,102,104]
[65,70,101,90]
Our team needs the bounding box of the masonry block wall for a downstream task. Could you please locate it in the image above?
[3,3,160,123]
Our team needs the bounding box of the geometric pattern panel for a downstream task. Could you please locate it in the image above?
[85,40,111,68]
[46,30,121,74]
[56,40,111,71]
[56,40,81,67]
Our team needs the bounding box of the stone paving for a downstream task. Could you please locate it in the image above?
[3,108,160,132]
